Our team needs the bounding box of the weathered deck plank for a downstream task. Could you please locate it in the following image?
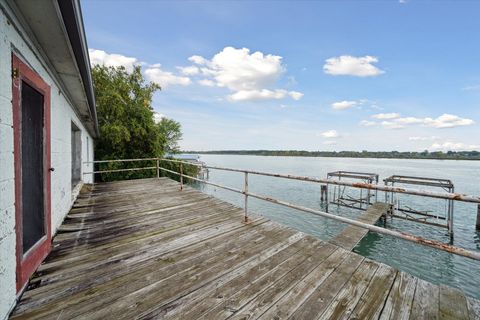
[225,247,344,320]
[289,253,365,320]
[410,278,440,320]
[329,202,389,250]
[318,259,379,319]
[257,249,350,319]
[379,271,418,320]
[10,178,478,320]
[156,236,322,319]
[439,285,470,320]
[467,296,480,319]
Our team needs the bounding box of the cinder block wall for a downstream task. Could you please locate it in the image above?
[0,4,94,319]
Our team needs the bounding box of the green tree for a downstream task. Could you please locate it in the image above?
[92,65,191,181]
[157,117,182,154]
[93,65,161,160]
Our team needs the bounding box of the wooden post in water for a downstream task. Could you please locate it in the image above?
[320,185,329,212]
[320,185,327,202]
[476,204,480,230]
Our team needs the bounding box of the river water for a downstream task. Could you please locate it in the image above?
[190,154,480,299]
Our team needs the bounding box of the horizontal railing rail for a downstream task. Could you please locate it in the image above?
[83,157,480,261]
[84,158,480,203]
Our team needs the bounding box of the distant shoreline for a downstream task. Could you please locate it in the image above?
[183,150,480,161]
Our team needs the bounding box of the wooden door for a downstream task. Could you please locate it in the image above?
[12,54,52,291]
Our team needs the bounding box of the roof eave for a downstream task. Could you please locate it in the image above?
[57,0,99,137]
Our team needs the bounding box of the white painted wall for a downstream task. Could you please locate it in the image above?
[0,4,95,319]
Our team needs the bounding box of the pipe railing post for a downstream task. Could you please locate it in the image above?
[180,163,183,191]
[325,184,329,213]
[156,159,160,178]
[448,200,454,240]
[244,172,248,223]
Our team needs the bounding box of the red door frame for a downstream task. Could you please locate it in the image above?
[12,53,52,292]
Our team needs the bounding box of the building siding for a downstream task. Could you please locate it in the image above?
[0,4,95,319]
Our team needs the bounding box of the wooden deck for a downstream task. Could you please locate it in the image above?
[330,203,389,251]
[11,178,480,320]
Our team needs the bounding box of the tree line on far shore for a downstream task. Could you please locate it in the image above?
[187,150,480,160]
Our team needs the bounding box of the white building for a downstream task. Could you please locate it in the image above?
[0,1,97,318]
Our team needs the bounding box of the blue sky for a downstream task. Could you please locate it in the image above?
[82,0,480,152]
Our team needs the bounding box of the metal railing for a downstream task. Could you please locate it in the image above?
[83,157,480,261]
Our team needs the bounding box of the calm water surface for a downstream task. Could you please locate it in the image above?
[190,155,480,299]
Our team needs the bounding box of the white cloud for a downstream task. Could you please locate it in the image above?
[145,64,191,88]
[228,89,303,102]
[395,117,424,125]
[198,47,283,91]
[198,79,216,87]
[88,49,139,72]
[429,141,480,152]
[371,113,400,120]
[188,55,208,65]
[409,136,438,141]
[228,89,288,102]
[381,121,405,129]
[177,65,200,76]
[187,47,303,102]
[462,84,480,91]
[289,91,304,100]
[332,100,360,110]
[323,55,385,77]
[359,120,377,127]
[423,114,475,128]
[89,48,194,89]
[319,130,340,138]
[370,104,383,110]
[153,112,164,124]
[360,113,474,130]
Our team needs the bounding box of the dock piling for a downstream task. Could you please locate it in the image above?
[320,185,327,201]
[476,205,480,230]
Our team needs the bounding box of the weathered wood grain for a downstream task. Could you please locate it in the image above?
[329,202,388,251]
[439,285,469,320]
[348,263,397,319]
[225,247,345,320]
[289,253,364,320]
[379,271,417,320]
[410,278,440,320]
[257,249,350,319]
[155,236,321,319]
[318,259,379,320]
[467,296,480,320]
[9,178,479,320]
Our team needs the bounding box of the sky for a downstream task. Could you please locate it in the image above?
[82,0,480,152]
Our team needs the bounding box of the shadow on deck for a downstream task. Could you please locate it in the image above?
[10,178,480,319]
